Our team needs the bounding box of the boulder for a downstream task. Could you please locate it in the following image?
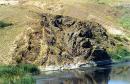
[12,13,115,68]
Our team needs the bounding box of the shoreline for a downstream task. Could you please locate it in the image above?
[38,59,130,71]
[38,60,113,71]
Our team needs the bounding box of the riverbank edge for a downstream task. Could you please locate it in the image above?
[38,59,130,71]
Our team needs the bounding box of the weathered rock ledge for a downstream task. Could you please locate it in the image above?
[11,13,116,70]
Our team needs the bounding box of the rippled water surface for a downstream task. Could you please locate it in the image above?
[35,62,130,84]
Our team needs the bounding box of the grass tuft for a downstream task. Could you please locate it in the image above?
[0,64,40,84]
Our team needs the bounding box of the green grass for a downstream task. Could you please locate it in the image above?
[119,15,130,30]
[2,76,35,84]
[0,75,36,84]
[109,45,130,62]
[116,5,130,30]
[0,64,40,84]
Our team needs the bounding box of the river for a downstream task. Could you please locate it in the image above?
[35,62,130,84]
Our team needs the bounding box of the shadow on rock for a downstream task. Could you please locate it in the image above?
[91,48,112,66]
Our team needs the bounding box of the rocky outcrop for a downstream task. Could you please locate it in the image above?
[12,13,115,68]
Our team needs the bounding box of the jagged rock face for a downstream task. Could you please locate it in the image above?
[12,13,115,66]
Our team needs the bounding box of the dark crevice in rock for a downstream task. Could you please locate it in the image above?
[92,49,111,61]
[53,15,63,28]
[79,29,93,38]
[82,40,92,48]
[47,37,56,46]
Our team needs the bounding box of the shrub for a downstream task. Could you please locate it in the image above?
[16,64,40,75]
[0,21,13,28]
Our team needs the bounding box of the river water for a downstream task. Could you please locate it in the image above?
[35,62,130,84]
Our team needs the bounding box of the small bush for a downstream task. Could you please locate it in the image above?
[16,64,40,75]
[0,21,13,28]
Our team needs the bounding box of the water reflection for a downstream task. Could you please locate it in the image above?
[36,62,130,84]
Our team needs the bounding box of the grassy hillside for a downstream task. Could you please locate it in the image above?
[0,5,41,64]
